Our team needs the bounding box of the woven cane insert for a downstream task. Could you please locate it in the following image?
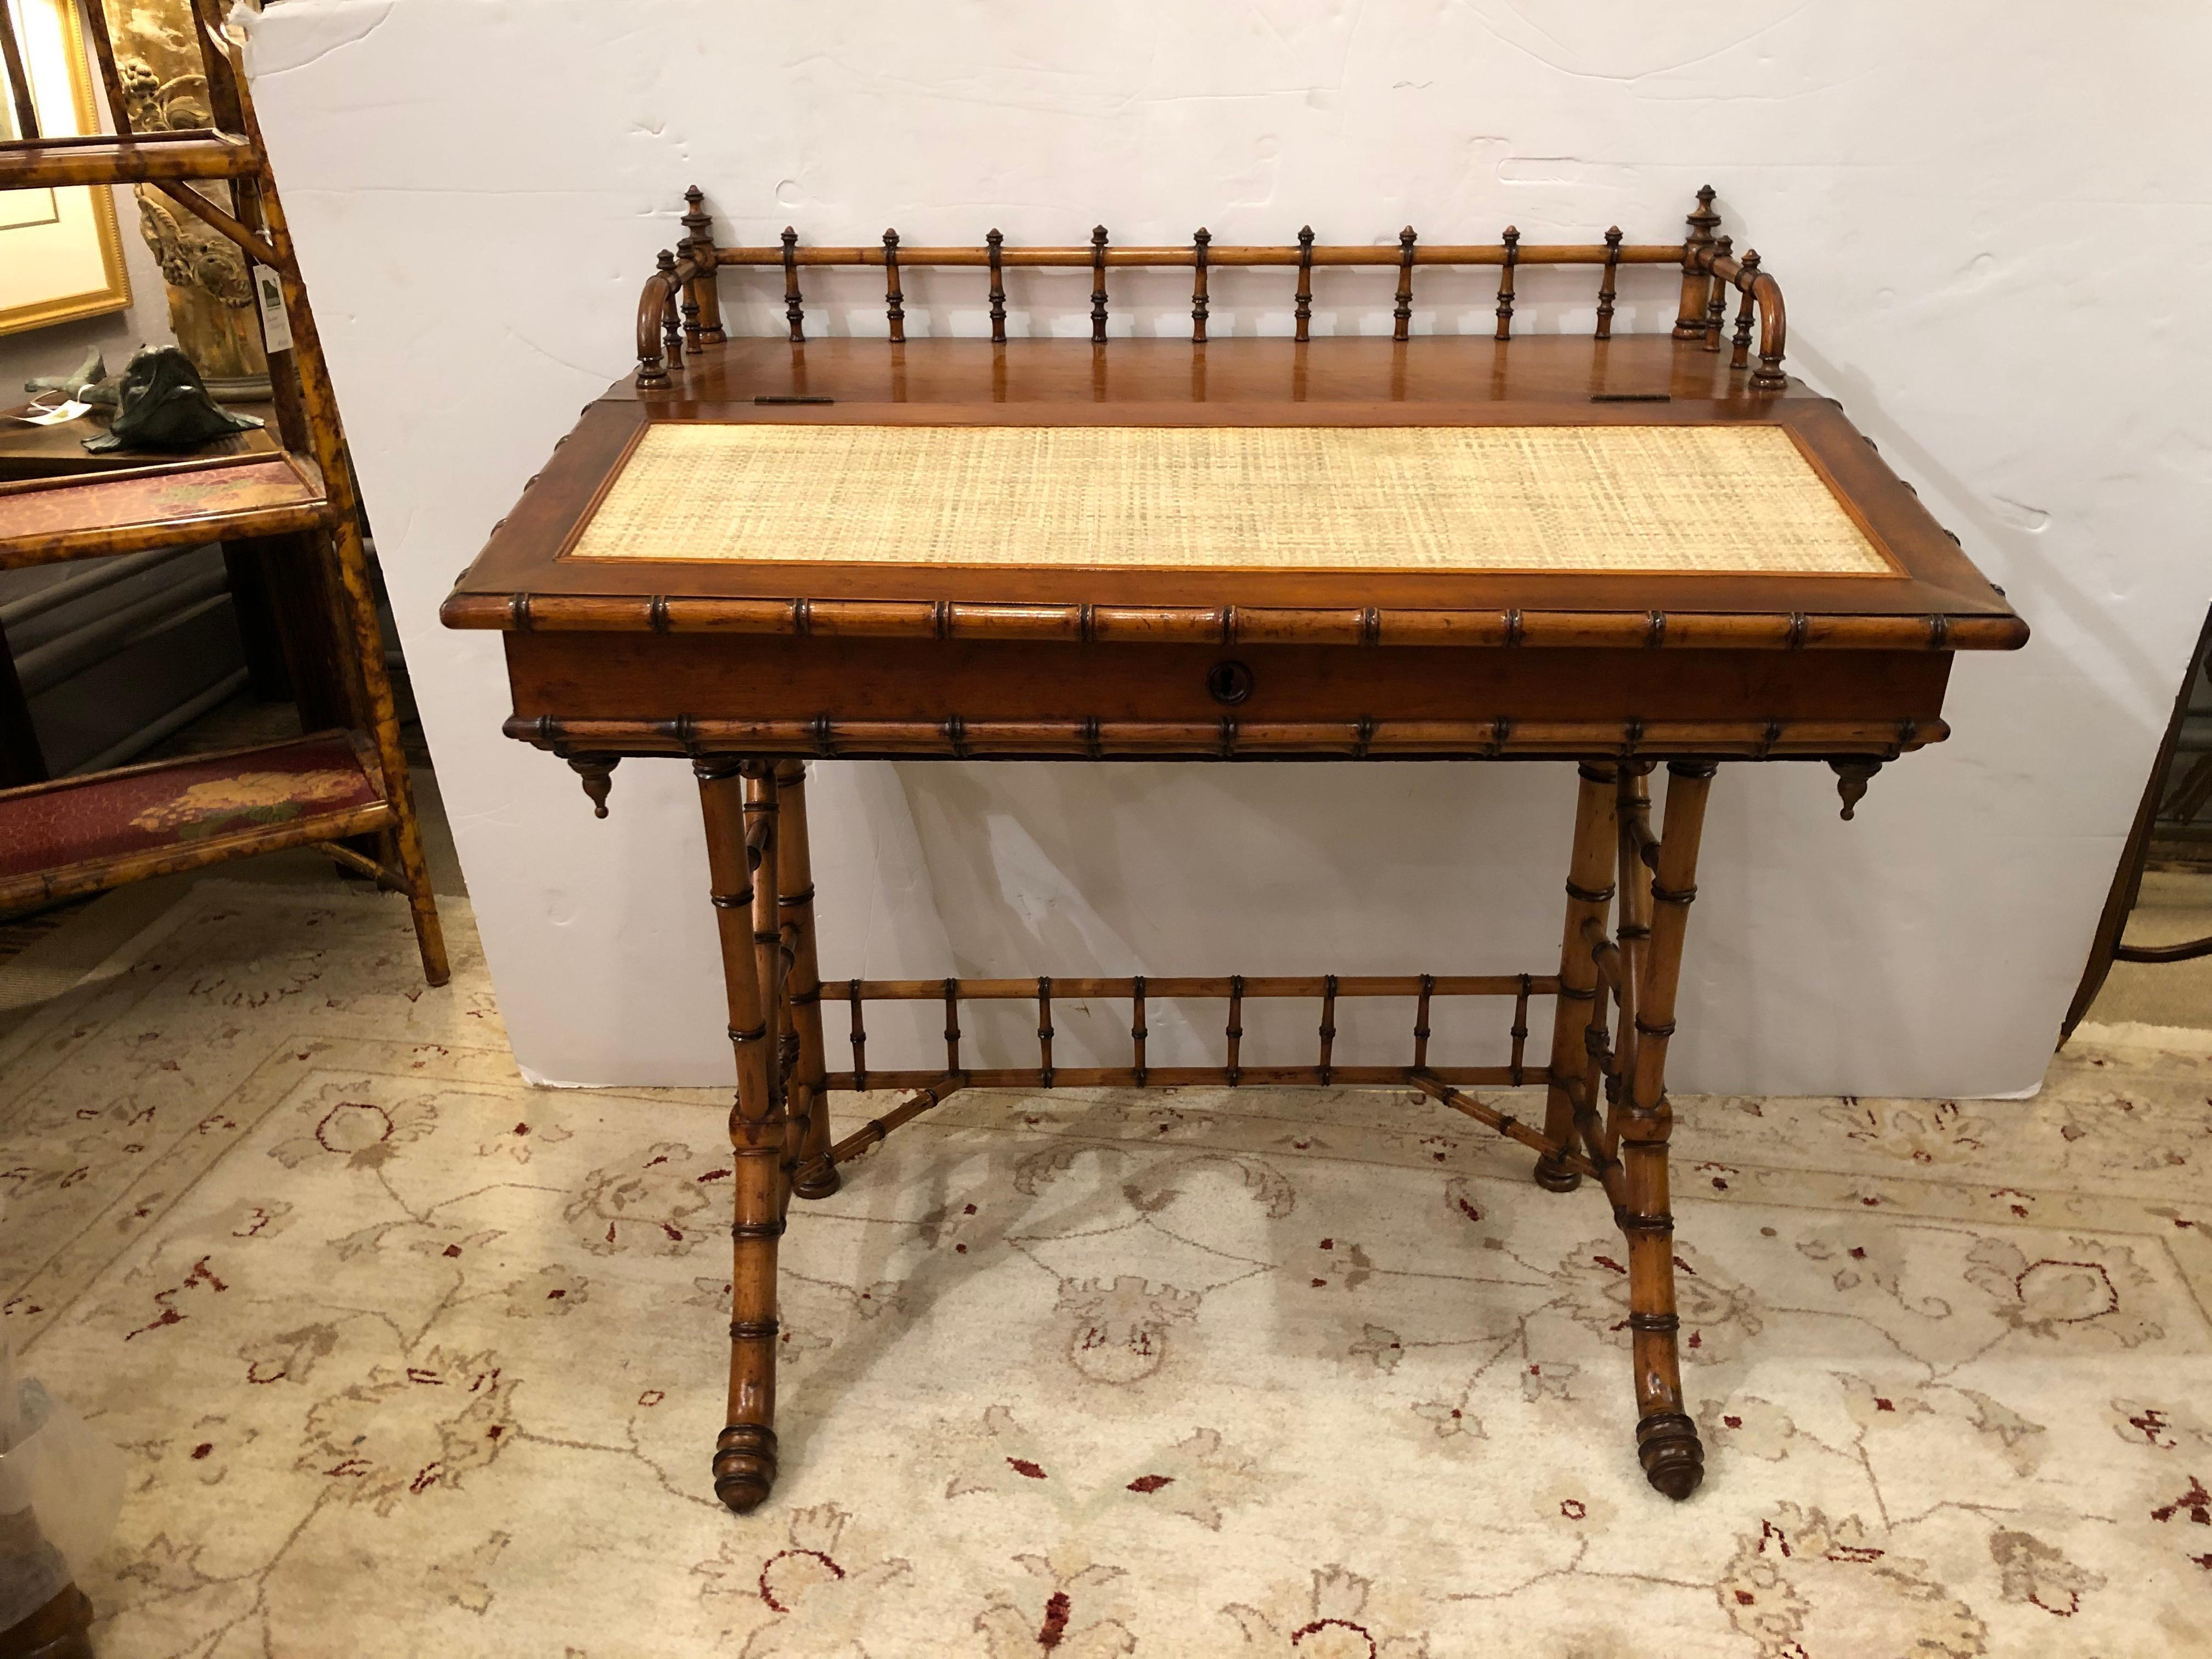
[566,424,1889,575]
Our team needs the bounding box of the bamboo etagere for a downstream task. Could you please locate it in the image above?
[0,0,444,983]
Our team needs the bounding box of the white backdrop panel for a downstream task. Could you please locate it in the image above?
[244,0,2210,1095]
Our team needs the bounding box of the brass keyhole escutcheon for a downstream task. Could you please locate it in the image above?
[1206,660,1254,707]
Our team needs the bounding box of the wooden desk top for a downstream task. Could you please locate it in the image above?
[444,336,2023,651]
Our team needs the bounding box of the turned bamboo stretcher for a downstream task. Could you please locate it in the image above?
[442,186,2026,1515]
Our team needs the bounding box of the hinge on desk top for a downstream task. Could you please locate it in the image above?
[754,394,835,404]
[1590,392,1671,402]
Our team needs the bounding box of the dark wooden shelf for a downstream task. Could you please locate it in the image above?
[0,730,394,912]
[0,130,259,188]
[0,450,332,568]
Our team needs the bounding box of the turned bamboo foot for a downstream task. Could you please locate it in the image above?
[789,1156,842,1199]
[1636,1408,1705,1500]
[1531,1150,1583,1192]
[713,1421,780,1514]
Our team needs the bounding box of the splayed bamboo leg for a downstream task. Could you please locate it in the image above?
[698,758,787,1514]
[1536,763,1617,1190]
[777,761,841,1200]
[1616,761,1716,1501]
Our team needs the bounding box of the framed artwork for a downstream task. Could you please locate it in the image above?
[0,0,132,335]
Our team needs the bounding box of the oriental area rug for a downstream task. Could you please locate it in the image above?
[1,880,2207,1656]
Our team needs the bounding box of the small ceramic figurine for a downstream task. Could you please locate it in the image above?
[81,345,262,454]
[22,346,114,405]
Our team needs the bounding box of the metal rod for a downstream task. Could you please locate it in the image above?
[65,666,247,776]
[0,544,207,629]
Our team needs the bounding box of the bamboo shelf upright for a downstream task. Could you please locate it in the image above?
[0,0,444,984]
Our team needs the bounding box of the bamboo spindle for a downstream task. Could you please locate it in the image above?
[695,758,783,1515]
[1703,235,1732,351]
[781,227,804,342]
[837,974,1555,1002]
[741,766,785,1146]
[1130,975,1148,1084]
[1730,249,1761,371]
[1036,975,1056,1086]
[1316,974,1338,1085]
[1494,227,1520,340]
[1579,919,1623,1162]
[815,1075,963,1172]
[656,249,683,369]
[1536,764,1618,1191]
[210,66,448,987]
[1412,973,1434,1070]
[987,229,1007,343]
[827,1064,1534,1092]
[678,237,703,345]
[1620,761,1716,1502]
[1509,973,1532,1085]
[1608,765,1655,1136]
[778,762,838,1200]
[1090,225,1109,342]
[883,229,905,343]
[1190,227,1211,343]
[1224,974,1245,1084]
[1410,1073,1599,1178]
[847,978,867,1090]
[1673,184,1720,338]
[1294,225,1314,342]
[76,0,129,134]
[944,978,963,1077]
[1393,226,1417,341]
[681,187,725,344]
[1595,226,1622,340]
[1,4,37,142]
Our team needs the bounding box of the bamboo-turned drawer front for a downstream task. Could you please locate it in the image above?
[505,634,1950,730]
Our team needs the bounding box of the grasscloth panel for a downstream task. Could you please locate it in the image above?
[566,423,1889,577]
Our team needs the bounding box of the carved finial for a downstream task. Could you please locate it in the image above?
[568,756,619,819]
[1677,187,1722,338]
[1830,759,1881,821]
[1596,226,1623,340]
[781,227,803,343]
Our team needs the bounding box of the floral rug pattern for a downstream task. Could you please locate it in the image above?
[0,882,2207,1656]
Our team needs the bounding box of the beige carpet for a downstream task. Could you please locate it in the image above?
[2,881,2209,1656]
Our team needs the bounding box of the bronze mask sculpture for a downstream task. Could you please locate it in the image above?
[82,345,262,454]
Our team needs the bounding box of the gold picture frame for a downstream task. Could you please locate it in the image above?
[0,0,132,335]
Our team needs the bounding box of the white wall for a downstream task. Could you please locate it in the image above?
[245,0,2210,1096]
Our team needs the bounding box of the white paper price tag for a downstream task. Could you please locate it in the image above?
[253,266,295,354]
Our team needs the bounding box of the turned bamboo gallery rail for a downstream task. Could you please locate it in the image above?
[637,185,1787,391]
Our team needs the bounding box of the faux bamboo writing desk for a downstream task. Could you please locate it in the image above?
[442,189,2026,1515]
